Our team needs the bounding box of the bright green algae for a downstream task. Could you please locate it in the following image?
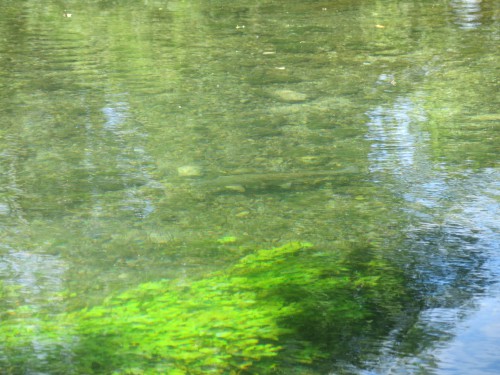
[0,242,409,374]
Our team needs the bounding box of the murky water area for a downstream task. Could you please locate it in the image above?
[0,0,498,374]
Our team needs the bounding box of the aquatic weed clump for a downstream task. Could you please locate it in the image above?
[0,242,409,374]
[71,243,310,374]
[69,242,407,374]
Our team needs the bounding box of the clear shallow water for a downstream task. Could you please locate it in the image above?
[0,0,498,373]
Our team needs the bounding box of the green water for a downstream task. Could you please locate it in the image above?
[0,0,498,374]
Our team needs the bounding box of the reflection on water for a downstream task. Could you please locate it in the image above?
[0,0,498,373]
[0,248,66,306]
[436,295,500,375]
[0,246,68,371]
[364,92,500,374]
[451,0,483,29]
[420,170,500,375]
[366,97,428,175]
[99,94,156,218]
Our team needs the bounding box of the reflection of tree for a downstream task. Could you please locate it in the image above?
[364,81,498,372]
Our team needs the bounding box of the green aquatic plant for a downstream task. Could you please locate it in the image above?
[216,235,238,244]
[71,242,312,374]
[0,242,409,374]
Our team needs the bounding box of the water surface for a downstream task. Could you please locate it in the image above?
[0,0,498,373]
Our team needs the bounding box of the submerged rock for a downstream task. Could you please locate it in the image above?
[197,167,360,193]
[177,165,203,177]
[223,184,246,193]
[273,89,308,102]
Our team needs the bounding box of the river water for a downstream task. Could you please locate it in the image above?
[0,1,498,374]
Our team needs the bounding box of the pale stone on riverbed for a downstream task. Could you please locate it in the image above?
[177,165,203,177]
[273,89,307,102]
[224,184,246,193]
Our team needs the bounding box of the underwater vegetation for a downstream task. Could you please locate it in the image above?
[0,242,411,374]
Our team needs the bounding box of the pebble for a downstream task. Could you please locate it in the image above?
[224,185,246,193]
[235,211,250,218]
[273,89,308,102]
[177,165,203,177]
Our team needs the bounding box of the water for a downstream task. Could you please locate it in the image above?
[0,0,498,373]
